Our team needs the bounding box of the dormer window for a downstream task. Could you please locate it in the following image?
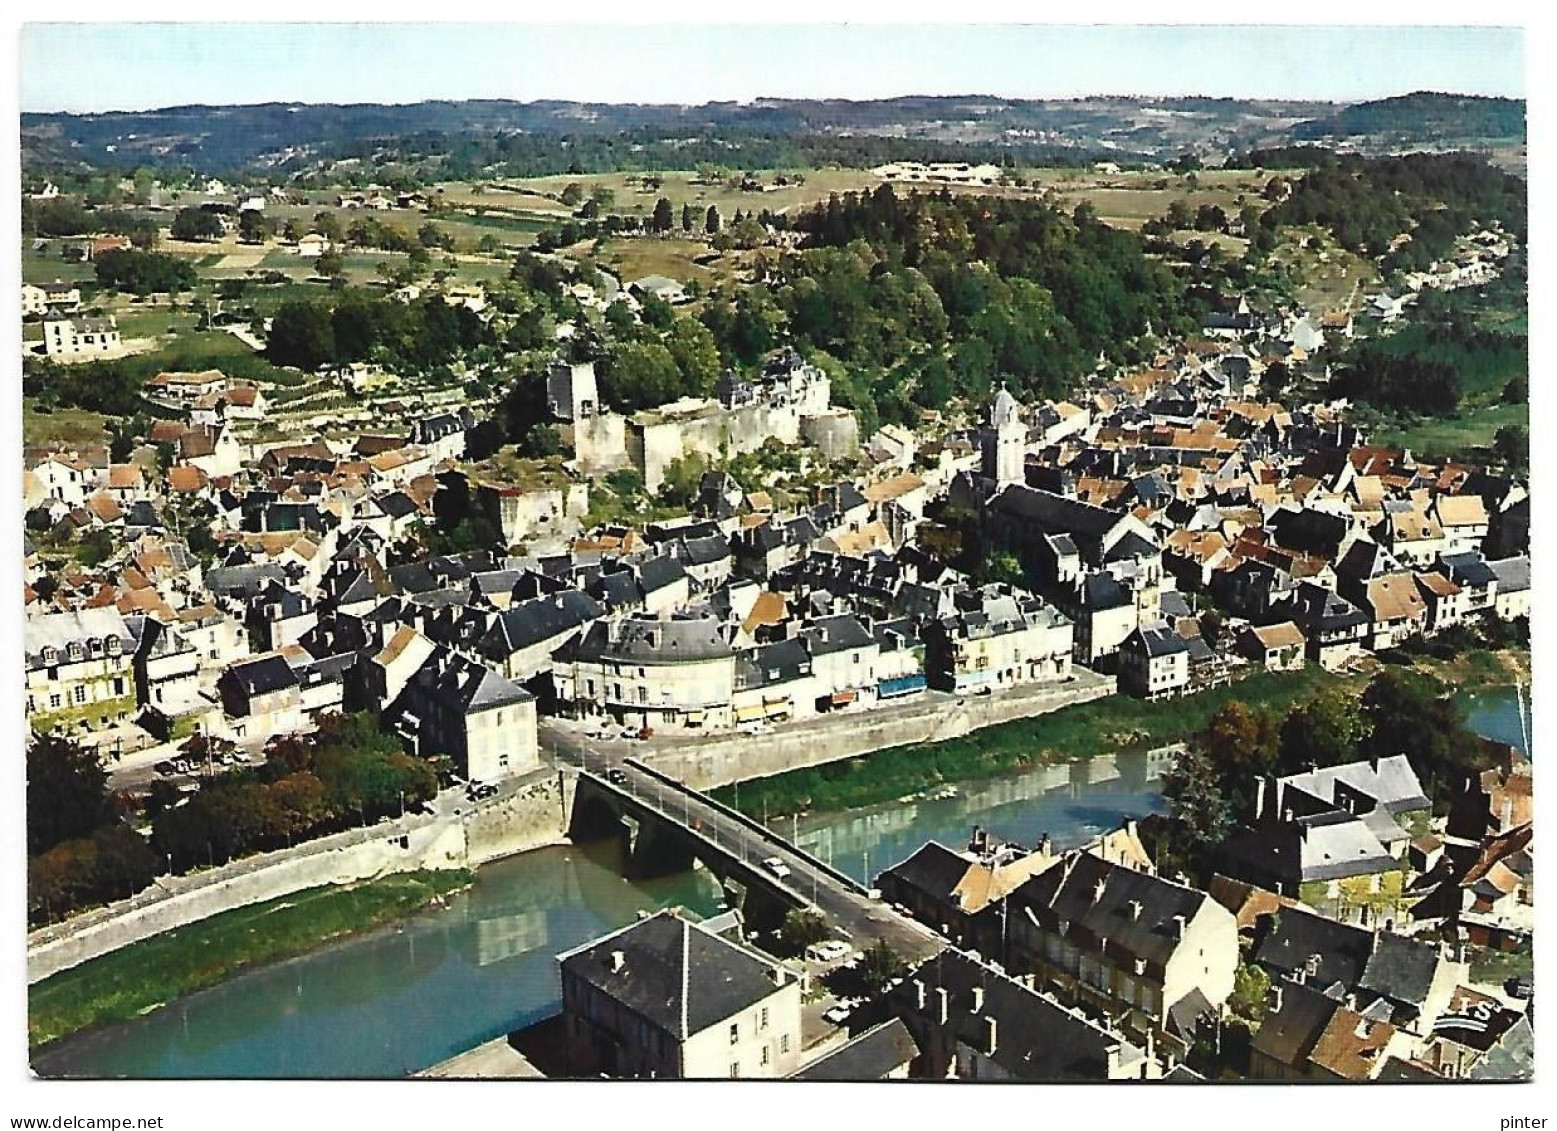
[41,646,58,666]
[66,643,84,662]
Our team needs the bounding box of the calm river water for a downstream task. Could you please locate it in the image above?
[35,687,1521,1078]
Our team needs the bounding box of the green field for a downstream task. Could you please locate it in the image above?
[28,870,473,1050]
[1374,401,1528,459]
[23,401,112,448]
[22,247,98,286]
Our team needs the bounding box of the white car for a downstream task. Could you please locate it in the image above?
[805,940,851,963]
[822,1005,851,1025]
[761,856,792,879]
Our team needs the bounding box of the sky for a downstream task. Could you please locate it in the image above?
[19,22,1525,114]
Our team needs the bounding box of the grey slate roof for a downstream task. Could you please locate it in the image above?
[878,841,980,905]
[485,590,603,655]
[1438,552,1498,589]
[1486,555,1531,594]
[790,1019,918,1081]
[799,614,874,657]
[1126,623,1191,659]
[1252,907,1372,990]
[735,637,812,690]
[890,947,1148,1082]
[1010,852,1207,977]
[559,910,788,1039]
[223,654,298,696]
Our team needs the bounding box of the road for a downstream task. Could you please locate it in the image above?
[539,670,1115,776]
[564,751,944,965]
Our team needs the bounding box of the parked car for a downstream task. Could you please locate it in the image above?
[805,940,851,963]
[822,1004,851,1025]
[606,768,629,785]
[761,856,792,879]
[153,760,176,775]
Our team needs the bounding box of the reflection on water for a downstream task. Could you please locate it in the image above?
[1458,686,1530,756]
[793,749,1170,882]
[38,747,1181,1079]
[34,839,722,1079]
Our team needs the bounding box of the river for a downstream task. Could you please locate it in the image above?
[35,687,1523,1079]
[34,748,1173,1078]
[1457,684,1530,756]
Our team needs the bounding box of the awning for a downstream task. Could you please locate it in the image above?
[683,709,707,725]
[830,690,857,707]
[734,704,766,723]
[764,700,790,718]
[877,674,927,699]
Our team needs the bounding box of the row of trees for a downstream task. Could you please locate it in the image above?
[27,714,440,925]
[265,287,491,372]
[92,247,199,296]
[1159,668,1493,882]
[149,714,438,873]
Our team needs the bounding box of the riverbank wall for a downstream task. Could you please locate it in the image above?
[28,678,1105,983]
[27,771,579,986]
[638,677,1116,791]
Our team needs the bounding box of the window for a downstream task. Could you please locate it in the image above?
[729,1023,739,1045]
[780,1034,790,1054]
[760,1046,770,1067]
[759,1007,769,1031]
[729,1063,740,1079]
[113,677,125,696]
[637,687,648,705]
[74,686,88,705]
[49,694,62,710]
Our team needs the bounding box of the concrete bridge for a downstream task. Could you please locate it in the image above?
[566,754,942,959]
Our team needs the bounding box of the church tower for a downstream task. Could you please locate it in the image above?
[981,385,1026,486]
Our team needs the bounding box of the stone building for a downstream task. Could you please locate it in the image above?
[557,909,803,1079]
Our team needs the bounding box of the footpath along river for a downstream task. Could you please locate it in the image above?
[34,689,1523,1078]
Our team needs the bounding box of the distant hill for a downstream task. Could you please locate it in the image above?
[1292,91,1525,143]
[21,91,1524,178]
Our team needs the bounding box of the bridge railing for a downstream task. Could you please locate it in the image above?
[622,757,869,896]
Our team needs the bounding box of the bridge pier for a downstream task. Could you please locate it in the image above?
[625,819,698,880]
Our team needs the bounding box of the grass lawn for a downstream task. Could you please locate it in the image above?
[714,645,1530,821]
[22,250,98,286]
[1268,228,1379,313]
[574,235,738,287]
[28,870,473,1050]
[715,665,1352,820]
[1374,402,1527,460]
[1468,943,1532,987]
[23,400,112,448]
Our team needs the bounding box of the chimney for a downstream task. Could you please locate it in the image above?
[1270,985,1284,1014]
[913,979,927,1010]
[984,1016,999,1057]
[609,950,625,974]
[934,986,950,1025]
[971,986,985,1013]
[1171,915,1186,939]
[1128,900,1143,922]
[1093,879,1108,904]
